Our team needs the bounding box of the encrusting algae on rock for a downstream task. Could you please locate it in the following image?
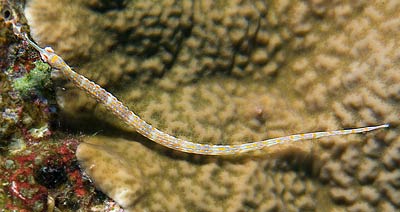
[0,0,124,211]
[21,0,400,211]
[12,60,52,97]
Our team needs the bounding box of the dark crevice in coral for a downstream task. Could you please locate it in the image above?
[86,0,126,13]
[162,3,194,74]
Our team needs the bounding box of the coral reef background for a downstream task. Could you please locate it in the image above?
[25,0,399,211]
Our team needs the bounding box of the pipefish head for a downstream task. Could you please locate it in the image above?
[24,35,66,69]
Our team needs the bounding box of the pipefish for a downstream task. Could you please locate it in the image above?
[20,34,389,155]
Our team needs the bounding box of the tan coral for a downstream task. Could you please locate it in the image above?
[25,0,399,211]
[77,136,318,211]
[76,137,144,209]
[25,0,321,122]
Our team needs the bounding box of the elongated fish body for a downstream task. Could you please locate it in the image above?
[23,35,389,155]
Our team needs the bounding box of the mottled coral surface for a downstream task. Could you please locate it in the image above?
[25,0,399,211]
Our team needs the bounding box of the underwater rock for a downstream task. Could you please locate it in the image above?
[0,1,119,210]
[35,162,67,189]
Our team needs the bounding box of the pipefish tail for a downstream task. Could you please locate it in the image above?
[23,35,389,155]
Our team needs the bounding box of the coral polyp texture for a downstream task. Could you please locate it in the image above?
[25,0,316,125]
[26,0,399,211]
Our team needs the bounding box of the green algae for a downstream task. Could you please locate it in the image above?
[12,61,52,97]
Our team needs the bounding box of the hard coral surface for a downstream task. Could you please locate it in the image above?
[77,136,317,212]
[26,0,319,125]
[26,0,399,211]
